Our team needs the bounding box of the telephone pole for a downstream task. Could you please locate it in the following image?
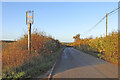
[106,13,107,37]
[26,11,34,53]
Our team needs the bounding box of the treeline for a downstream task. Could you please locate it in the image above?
[2,31,63,78]
[72,31,119,65]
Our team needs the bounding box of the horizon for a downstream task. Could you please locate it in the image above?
[2,2,118,42]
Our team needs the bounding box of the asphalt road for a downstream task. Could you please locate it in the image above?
[52,47,118,78]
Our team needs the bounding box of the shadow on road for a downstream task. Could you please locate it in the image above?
[52,47,118,78]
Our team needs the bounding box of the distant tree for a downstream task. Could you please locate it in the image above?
[88,35,93,39]
[73,34,80,42]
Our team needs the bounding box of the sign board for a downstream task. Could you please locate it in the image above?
[26,11,34,24]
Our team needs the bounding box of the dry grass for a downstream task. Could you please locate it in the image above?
[2,31,63,78]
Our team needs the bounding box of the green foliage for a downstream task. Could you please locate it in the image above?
[73,31,118,64]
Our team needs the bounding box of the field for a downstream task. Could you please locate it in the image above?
[2,31,64,78]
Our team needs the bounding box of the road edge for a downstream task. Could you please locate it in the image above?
[39,47,65,80]
[48,47,64,80]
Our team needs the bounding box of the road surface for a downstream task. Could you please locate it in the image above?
[52,47,118,78]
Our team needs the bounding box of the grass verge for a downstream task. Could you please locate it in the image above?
[2,46,65,79]
[73,45,99,58]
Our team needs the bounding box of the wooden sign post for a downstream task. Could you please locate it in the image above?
[26,11,34,54]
